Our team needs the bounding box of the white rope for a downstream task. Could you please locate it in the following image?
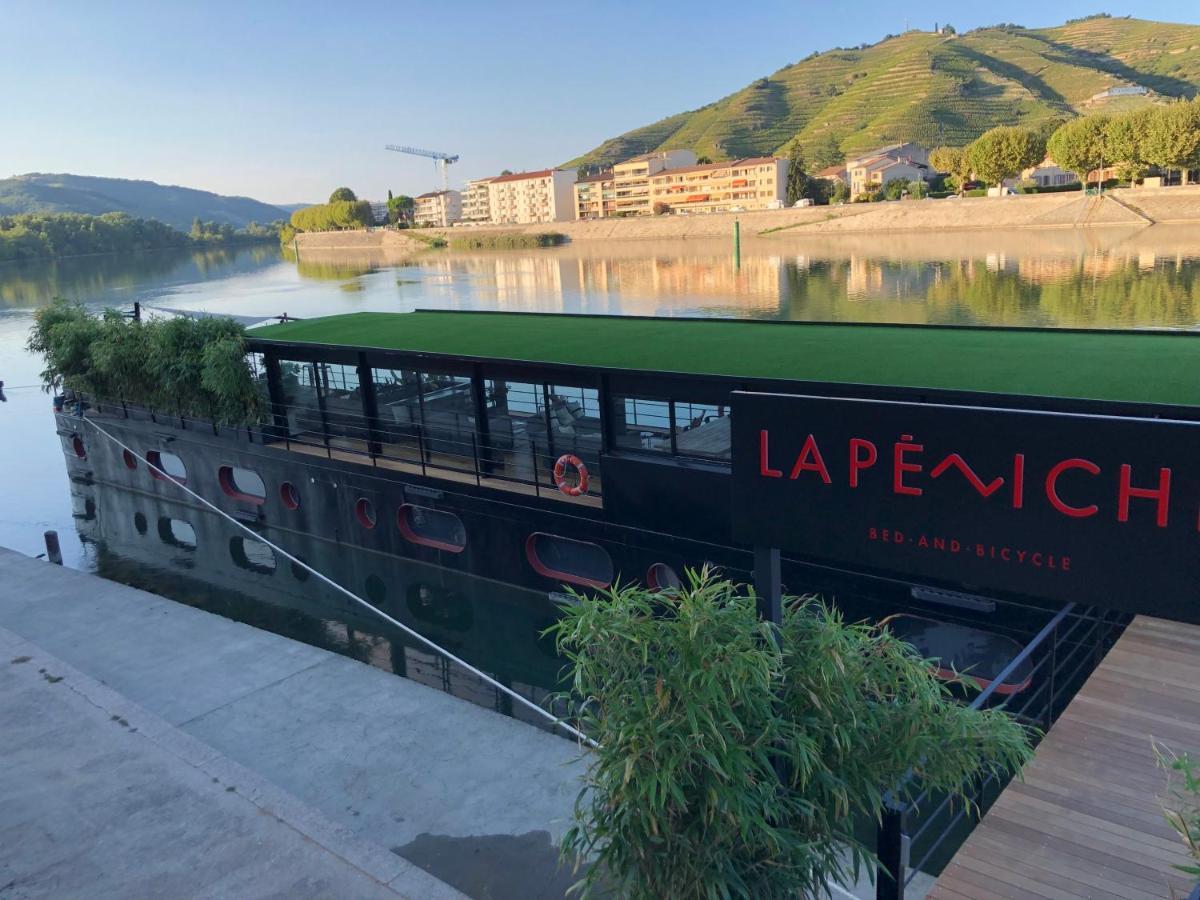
[82,415,598,749]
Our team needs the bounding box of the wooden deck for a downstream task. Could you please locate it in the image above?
[929,616,1200,900]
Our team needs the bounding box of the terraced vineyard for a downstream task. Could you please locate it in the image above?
[567,16,1200,168]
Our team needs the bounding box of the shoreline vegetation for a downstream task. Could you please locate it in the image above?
[0,211,281,264]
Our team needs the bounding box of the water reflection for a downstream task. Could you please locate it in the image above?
[72,479,566,727]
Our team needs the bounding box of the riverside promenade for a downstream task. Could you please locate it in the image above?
[0,546,585,899]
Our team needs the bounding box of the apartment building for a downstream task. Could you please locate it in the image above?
[487,169,577,224]
[647,157,788,215]
[413,190,462,227]
[574,150,698,219]
[461,178,494,224]
[574,171,611,220]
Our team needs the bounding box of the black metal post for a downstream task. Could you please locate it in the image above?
[753,545,782,632]
[357,354,383,457]
[471,364,494,475]
[876,805,906,900]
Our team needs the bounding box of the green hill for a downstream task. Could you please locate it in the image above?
[567,15,1200,168]
[0,173,286,232]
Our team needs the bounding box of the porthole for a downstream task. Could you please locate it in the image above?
[280,481,301,510]
[218,466,266,504]
[229,536,276,574]
[134,512,148,535]
[123,449,137,470]
[72,435,86,459]
[525,533,613,589]
[366,574,387,605]
[647,563,683,593]
[397,504,466,553]
[355,497,377,529]
[146,450,187,484]
[157,517,197,550]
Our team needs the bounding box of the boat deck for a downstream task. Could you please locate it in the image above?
[929,615,1200,900]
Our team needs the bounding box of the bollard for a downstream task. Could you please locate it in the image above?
[44,530,63,565]
[733,218,741,269]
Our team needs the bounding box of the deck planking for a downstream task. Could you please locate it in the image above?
[929,616,1200,900]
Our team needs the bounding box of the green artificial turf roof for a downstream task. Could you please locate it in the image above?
[251,311,1200,408]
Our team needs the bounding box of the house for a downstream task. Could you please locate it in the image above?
[848,155,930,198]
[647,157,788,215]
[812,164,848,186]
[461,178,495,224]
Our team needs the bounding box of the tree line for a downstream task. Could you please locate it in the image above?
[931,99,1200,193]
[0,211,281,263]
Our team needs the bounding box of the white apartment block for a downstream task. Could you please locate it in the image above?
[461,178,494,224]
[413,190,462,227]
[486,169,577,224]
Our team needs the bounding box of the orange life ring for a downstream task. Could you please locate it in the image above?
[553,453,589,497]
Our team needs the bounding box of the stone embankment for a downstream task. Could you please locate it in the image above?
[294,186,1200,256]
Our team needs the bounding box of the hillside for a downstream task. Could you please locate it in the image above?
[567,15,1200,168]
[0,173,286,231]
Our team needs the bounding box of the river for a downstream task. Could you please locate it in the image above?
[1,229,1197,713]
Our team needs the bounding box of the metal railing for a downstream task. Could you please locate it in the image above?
[873,601,1128,898]
[80,394,603,503]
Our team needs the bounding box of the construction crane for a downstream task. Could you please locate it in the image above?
[385,145,460,191]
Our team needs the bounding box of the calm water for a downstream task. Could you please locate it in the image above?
[1,229,1197,711]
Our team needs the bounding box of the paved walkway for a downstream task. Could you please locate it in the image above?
[0,547,586,899]
[929,615,1200,899]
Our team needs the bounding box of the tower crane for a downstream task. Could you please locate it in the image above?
[385,145,460,191]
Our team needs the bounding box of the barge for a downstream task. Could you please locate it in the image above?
[55,308,1200,638]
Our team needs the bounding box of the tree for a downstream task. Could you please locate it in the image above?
[500,169,514,176]
[652,201,671,215]
[328,187,357,203]
[810,132,843,170]
[784,142,808,206]
[929,146,971,195]
[1047,116,1110,189]
[1144,100,1200,185]
[883,177,909,200]
[1104,107,1155,184]
[829,180,851,204]
[696,156,712,165]
[550,571,1031,900]
[966,126,1046,189]
[387,194,414,226]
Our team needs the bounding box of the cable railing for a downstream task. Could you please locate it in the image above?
[874,602,1128,898]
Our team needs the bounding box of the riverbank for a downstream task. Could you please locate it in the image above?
[292,187,1200,258]
[0,545,585,899]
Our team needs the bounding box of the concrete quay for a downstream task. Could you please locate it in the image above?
[0,546,586,900]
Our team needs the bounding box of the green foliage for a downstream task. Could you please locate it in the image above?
[1047,115,1109,185]
[549,571,1033,900]
[328,187,357,202]
[967,126,1046,187]
[1142,100,1200,182]
[883,177,909,200]
[1104,106,1156,183]
[0,211,278,263]
[27,299,263,425]
[288,200,375,233]
[387,194,414,226]
[446,232,567,251]
[1156,742,1200,882]
[930,146,972,195]
[784,142,808,206]
[829,180,851,203]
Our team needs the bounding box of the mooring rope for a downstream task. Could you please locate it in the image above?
[81,415,598,749]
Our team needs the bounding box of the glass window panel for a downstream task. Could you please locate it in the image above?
[611,394,673,453]
[673,401,731,460]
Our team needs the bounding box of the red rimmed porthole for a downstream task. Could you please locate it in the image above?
[279,482,300,510]
[217,465,266,504]
[122,449,137,470]
[145,450,187,484]
[71,435,86,459]
[525,533,613,589]
[397,504,466,553]
[355,497,377,529]
[647,562,683,592]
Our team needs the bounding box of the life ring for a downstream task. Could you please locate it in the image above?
[553,453,589,497]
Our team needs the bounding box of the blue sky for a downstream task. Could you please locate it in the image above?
[2,0,1195,206]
